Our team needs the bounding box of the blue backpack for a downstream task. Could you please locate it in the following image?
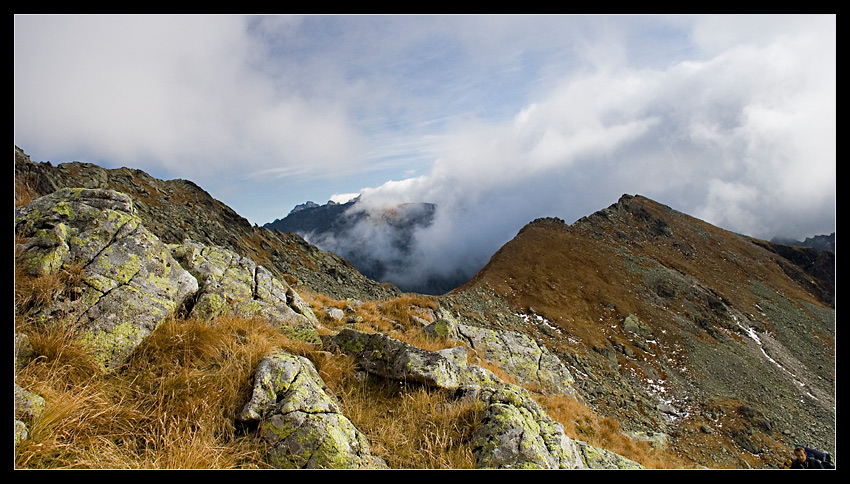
[802,446,834,469]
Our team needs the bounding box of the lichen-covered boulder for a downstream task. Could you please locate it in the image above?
[330,328,502,391]
[469,384,585,469]
[171,241,319,341]
[14,383,46,449]
[15,188,199,371]
[575,440,644,469]
[237,353,386,469]
[438,322,578,398]
[422,318,460,340]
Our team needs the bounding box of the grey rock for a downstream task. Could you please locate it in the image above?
[575,440,644,469]
[15,188,199,371]
[237,352,386,469]
[330,328,480,391]
[171,240,318,330]
[14,383,45,419]
[470,384,585,469]
[455,323,578,398]
[327,307,346,321]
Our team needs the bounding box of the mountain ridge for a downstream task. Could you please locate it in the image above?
[14,147,835,468]
[449,193,834,468]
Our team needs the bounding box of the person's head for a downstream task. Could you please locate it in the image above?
[794,446,808,461]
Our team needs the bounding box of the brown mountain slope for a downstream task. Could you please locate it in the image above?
[14,146,399,301]
[452,194,835,468]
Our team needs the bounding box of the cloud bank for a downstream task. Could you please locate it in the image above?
[340,16,836,292]
[15,15,835,293]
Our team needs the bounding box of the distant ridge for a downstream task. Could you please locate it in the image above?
[264,199,445,294]
[771,232,835,253]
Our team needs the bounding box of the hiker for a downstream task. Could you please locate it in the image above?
[790,446,824,469]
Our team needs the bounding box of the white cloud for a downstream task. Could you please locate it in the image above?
[15,15,834,291]
[14,15,367,183]
[344,15,835,291]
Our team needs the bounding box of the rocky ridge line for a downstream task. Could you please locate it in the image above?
[14,185,639,469]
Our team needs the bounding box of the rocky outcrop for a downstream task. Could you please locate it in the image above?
[329,328,502,392]
[425,312,579,398]
[15,188,329,371]
[237,353,386,469]
[15,188,199,371]
[15,147,400,302]
[171,241,321,343]
[328,327,640,469]
[469,384,585,469]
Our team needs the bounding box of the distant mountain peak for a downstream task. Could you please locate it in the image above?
[264,198,442,293]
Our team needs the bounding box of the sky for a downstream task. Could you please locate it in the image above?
[14,15,836,290]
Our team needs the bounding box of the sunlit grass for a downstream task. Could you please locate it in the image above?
[16,265,688,469]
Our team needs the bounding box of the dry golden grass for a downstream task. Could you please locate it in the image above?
[16,260,691,469]
[14,314,287,469]
[301,290,439,337]
[14,308,485,469]
[15,260,85,316]
[535,393,690,469]
[328,376,483,469]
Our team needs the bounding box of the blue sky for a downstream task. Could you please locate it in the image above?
[15,15,836,271]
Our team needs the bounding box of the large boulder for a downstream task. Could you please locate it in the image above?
[329,328,501,392]
[426,313,579,397]
[171,241,321,343]
[469,384,585,469]
[15,188,199,371]
[237,352,386,469]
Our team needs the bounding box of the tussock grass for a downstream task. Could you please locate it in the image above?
[328,376,483,469]
[535,393,689,469]
[15,260,84,316]
[15,262,685,469]
[14,314,286,469]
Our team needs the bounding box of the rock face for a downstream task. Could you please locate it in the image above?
[330,328,502,392]
[171,241,320,342]
[14,187,328,370]
[424,313,579,397]
[470,384,585,469]
[15,188,199,371]
[237,353,387,469]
